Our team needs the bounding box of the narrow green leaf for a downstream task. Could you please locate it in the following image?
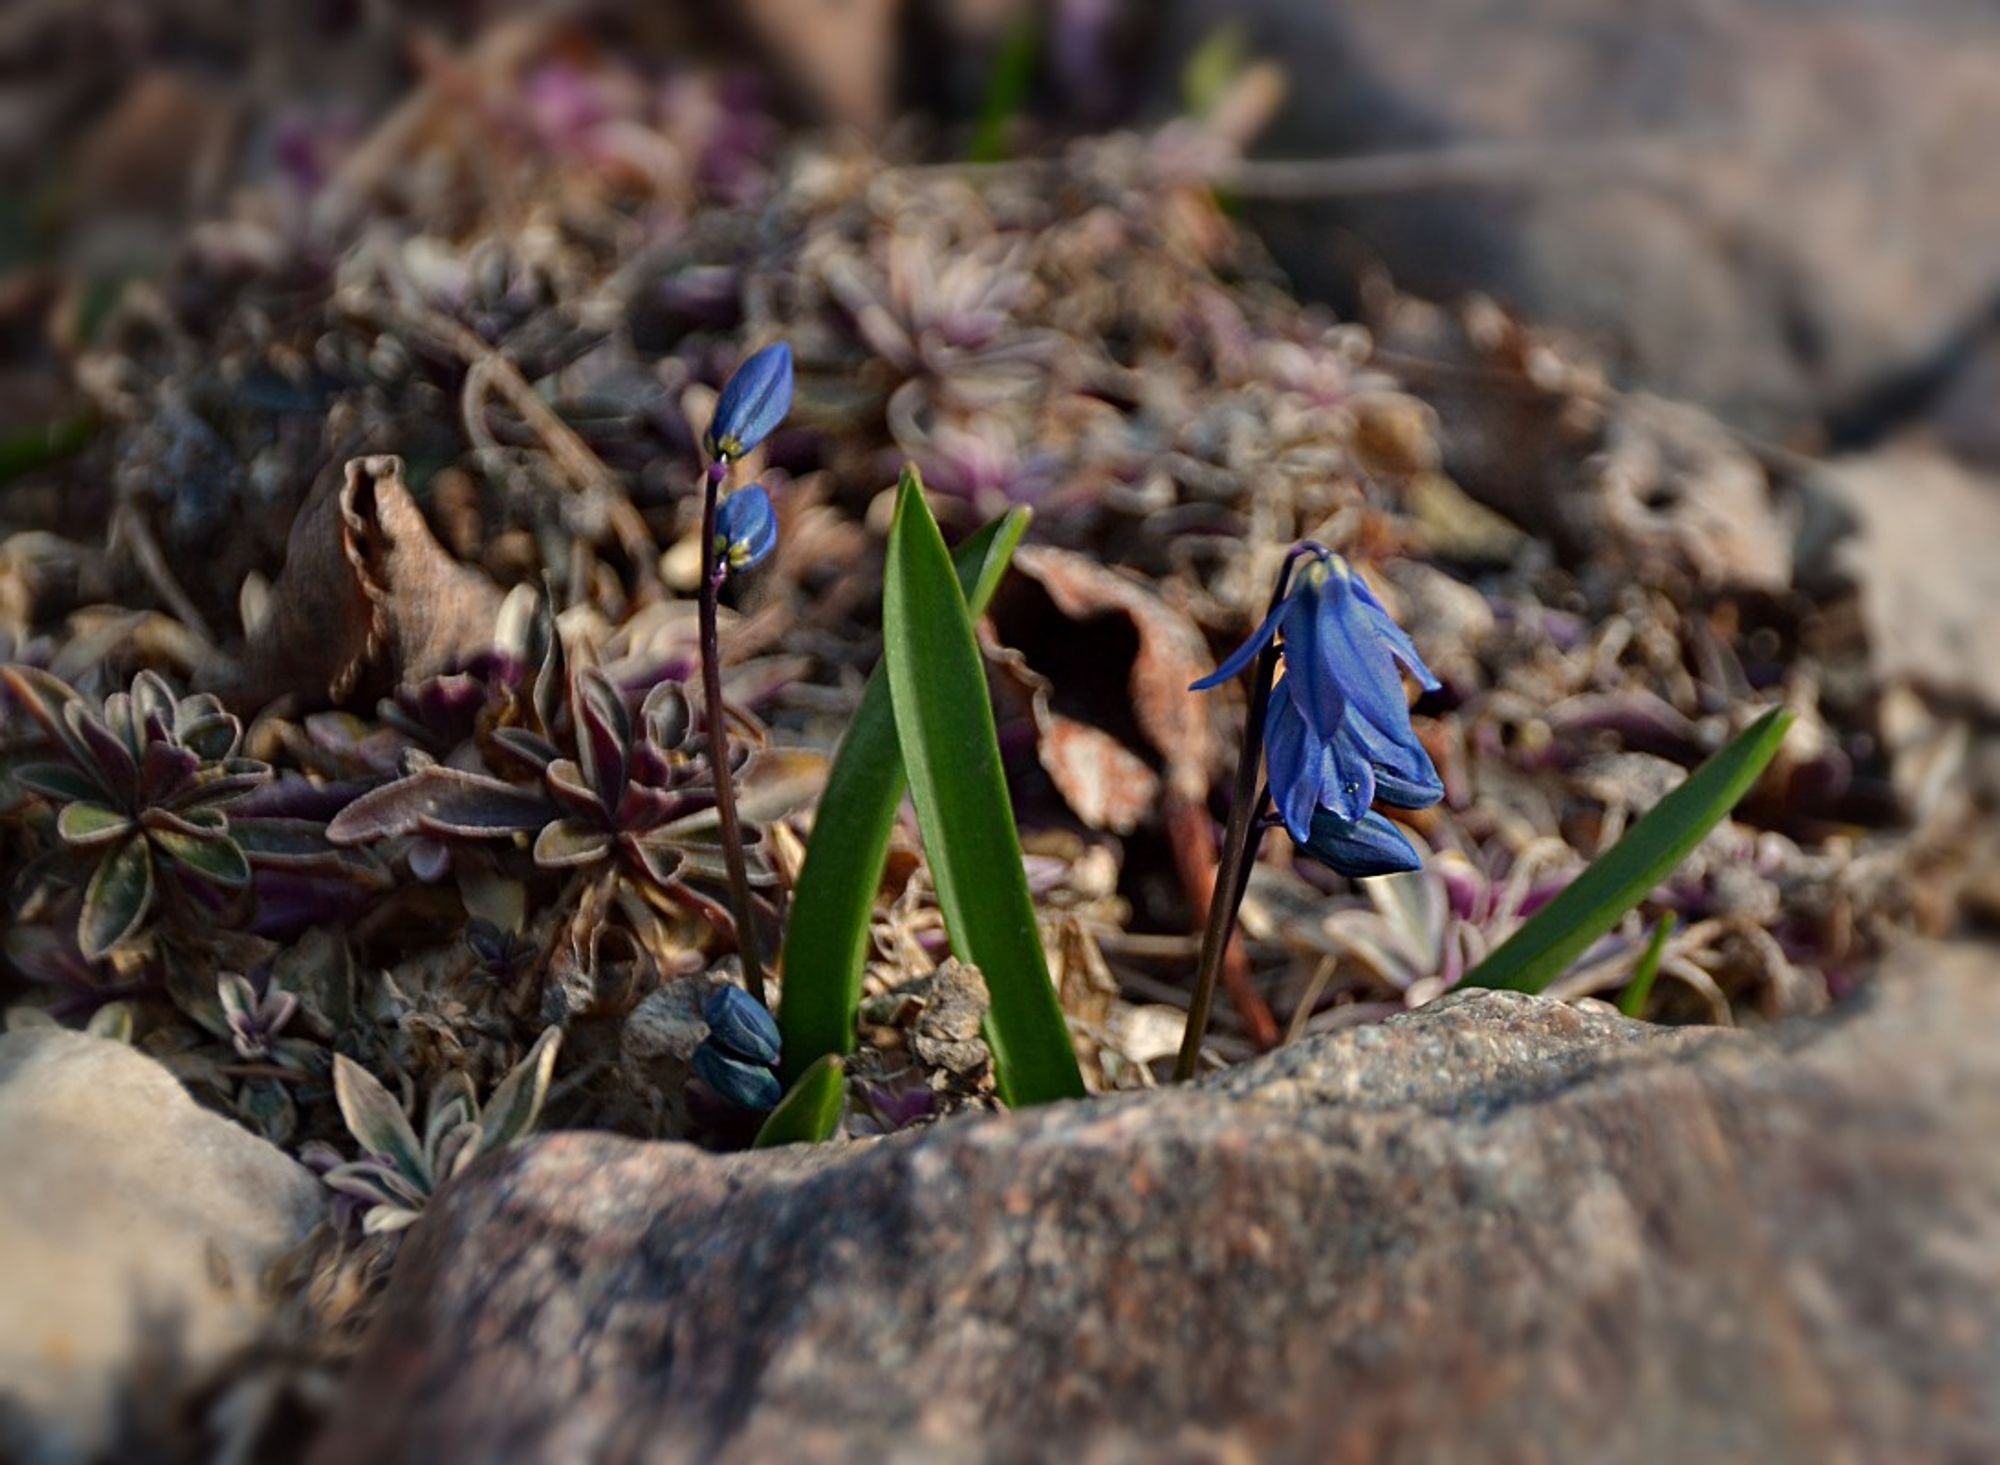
[779,507,1030,1082]
[967,14,1039,164]
[1464,708,1793,993]
[752,1054,846,1148]
[882,470,1084,1106]
[1618,912,1678,1019]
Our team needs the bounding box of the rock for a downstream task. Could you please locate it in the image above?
[312,940,2000,1464]
[1153,0,2000,435]
[1805,448,2000,711]
[0,1029,324,1465]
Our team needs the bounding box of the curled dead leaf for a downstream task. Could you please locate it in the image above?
[202,455,503,711]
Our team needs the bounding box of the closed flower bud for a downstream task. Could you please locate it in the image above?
[703,985,781,1066]
[715,485,778,575]
[704,342,793,462]
[693,1042,783,1111]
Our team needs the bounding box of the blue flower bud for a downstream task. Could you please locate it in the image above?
[715,485,778,575]
[693,1042,783,1111]
[703,985,781,1066]
[1298,807,1423,879]
[704,342,793,462]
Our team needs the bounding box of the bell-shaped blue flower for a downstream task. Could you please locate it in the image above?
[715,485,778,575]
[1193,549,1442,877]
[704,342,793,462]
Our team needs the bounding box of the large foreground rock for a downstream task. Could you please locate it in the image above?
[0,1029,324,1465]
[315,941,2000,1464]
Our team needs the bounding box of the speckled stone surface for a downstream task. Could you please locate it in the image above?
[313,942,2000,1465]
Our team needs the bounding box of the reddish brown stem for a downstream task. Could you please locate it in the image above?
[698,468,768,1008]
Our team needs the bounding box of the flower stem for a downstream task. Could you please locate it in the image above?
[1174,562,1299,1082]
[698,467,768,1008]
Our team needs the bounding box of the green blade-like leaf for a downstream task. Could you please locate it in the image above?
[780,506,1030,1081]
[1464,708,1792,994]
[882,470,1085,1106]
[752,1054,846,1148]
[1618,912,1678,1019]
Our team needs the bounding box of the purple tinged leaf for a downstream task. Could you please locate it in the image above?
[152,828,253,888]
[332,1054,428,1188]
[325,767,550,844]
[140,738,201,804]
[129,671,176,732]
[641,682,691,752]
[476,1027,561,1154]
[231,817,391,883]
[532,818,615,868]
[65,702,139,805]
[490,726,559,773]
[532,588,567,738]
[80,837,155,959]
[142,804,228,836]
[175,712,243,763]
[0,664,91,766]
[13,762,104,803]
[322,1161,424,1212]
[56,802,133,848]
[543,758,608,823]
[572,667,631,815]
[623,832,685,887]
[218,973,256,1026]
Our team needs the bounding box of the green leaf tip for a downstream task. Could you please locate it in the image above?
[753,1054,846,1148]
[1464,707,1792,995]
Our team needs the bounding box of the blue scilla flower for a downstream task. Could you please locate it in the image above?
[704,342,793,462]
[704,986,781,1066]
[715,485,778,575]
[1193,549,1442,875]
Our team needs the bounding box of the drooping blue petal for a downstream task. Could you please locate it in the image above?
[1317,729,1376,824]
[716,485,778,574]
[1297,808,1422,878]
[1189,593,1288,691]
[1350,576,1442,692]
[1274,576,1348,748]
[1309,570,1419,749]
[1338,705,1444,810]
[1263,679,1320,843]
[693,1043,782,1110]
[704,342,793,462]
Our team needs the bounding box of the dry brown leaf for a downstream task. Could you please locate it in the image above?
[1011,545,1219,802]
[204,455,502,710]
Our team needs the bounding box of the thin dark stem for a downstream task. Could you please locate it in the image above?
[1174,562,1302,1082]
[698,466,768,1008]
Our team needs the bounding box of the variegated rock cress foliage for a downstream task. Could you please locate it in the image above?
[322,1028,560,1235]
[1,665,272,959]
[325,629,776,944]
